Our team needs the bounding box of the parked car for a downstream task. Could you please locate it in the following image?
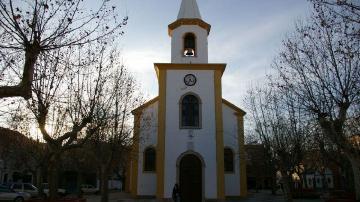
[322,190,356,202]
[0,185,31,202]
[42,183,67,197]
[9,184,38,198]
[80,184,98,194]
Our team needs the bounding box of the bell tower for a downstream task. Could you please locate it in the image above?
[168,0,211,64]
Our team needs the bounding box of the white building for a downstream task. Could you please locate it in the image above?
[126,0,247,201]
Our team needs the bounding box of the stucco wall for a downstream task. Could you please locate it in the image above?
[171,25,208,64]
[163,69,218,199]
[137,101,158,196]
[222,104,241,196]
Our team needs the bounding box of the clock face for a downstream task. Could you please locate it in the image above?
[184,74,197,86]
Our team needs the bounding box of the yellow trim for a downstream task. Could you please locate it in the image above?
[131,113,141,197]
[132,97,159,115]
[154,63,226,79]
[237,115,247,197]
[168,18,211,36]
[125,158,131,193]
[214,69,225,199]
[156,69,166,199]
[222,99,246,116]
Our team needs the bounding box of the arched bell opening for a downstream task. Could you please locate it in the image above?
[183,33,196,57]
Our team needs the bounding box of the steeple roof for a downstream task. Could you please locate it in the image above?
[177,0,202,19]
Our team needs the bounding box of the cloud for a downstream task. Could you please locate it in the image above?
[121,1,311,107]
[209,7,309,110]
[123,49,169,98]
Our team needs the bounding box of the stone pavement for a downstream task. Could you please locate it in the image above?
[239,190,321,202]
[83,191,322,202]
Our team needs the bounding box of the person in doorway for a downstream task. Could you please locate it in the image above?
[172,183,180,202]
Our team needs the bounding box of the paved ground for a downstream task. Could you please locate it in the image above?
[83,190,322,202]
[240,190,321,202]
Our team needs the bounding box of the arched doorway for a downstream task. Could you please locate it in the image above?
[179,154,202,202]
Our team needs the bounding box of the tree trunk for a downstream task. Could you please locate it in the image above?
[349,157,360,200]
[77,171,83,198]
[281,174,293,202]
[0,43,40,99]
[48,160,59,201]
[36,168,44,198]
[272,172,277,195]
[100,165,109,202]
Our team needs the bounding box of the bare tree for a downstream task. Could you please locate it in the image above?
[24,45,121,200]
[246,87,311,202]
[310,0,360,26]
[86,53,142,202]
[0,0,127,99]
[273,1,360,198]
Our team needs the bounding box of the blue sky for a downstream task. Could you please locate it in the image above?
[113,0,312,110]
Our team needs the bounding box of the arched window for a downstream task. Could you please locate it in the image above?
[144,147,156,172]
[181,94,200,128]
[184,33,196,57]
[224,148,234,172]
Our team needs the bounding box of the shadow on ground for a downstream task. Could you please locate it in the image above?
[83,190,322,202]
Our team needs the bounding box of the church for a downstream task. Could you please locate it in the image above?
[126,0,247,201]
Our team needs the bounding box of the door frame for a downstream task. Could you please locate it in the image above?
[176,151,205,202]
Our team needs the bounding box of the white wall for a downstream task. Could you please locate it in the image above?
[171,25,208,64]
[304,171,334,189]
[137,102,158,196]
[222,104,241,196]
[163,69,218,199]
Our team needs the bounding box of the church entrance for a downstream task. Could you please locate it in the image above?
[179,154,202,202]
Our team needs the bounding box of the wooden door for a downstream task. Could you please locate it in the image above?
[180,154,202,202]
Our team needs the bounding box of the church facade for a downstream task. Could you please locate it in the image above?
[126,0,247,201]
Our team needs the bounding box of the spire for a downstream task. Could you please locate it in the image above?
[177,0,202,19]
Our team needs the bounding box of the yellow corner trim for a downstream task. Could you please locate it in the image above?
[131,113,141,197]
[214,69,225,199]
[237,116,247,197]
[156,69,166,199]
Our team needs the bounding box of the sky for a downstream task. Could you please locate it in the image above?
[98,0,312,110]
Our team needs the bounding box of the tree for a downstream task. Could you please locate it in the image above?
[25,45,121,200]
[273,1,360,199]
[0,0,127,99]
[88,54,142,202]
[310,0,360,26]
[246,87,311,202]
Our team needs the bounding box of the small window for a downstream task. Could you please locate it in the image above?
[224,148,234,172]
[181,94,200,128]
[184,33,196,57]
[144,147,156,172]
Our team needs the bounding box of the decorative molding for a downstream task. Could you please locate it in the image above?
[168,18,211,36]
[154,63,227,80]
